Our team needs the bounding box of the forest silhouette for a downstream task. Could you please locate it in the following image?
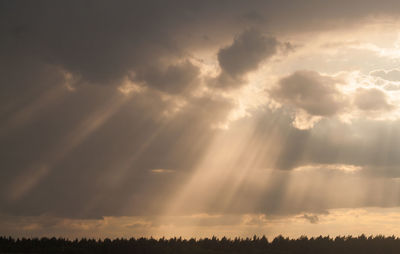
[1,235,400,254]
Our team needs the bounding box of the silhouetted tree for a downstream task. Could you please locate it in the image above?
[2,235,400,254]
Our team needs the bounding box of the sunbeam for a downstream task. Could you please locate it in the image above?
[6,90,134,201]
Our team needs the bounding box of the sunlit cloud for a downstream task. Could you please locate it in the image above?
[294,164,362,173]
[151,169,175,174]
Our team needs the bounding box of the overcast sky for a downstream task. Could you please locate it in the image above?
[3,0,400,238]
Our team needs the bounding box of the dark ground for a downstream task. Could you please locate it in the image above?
[1,235,399,254]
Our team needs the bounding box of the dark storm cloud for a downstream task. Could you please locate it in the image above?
[270,71,347,116]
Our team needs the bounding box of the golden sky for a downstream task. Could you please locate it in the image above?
[2,0,400,239]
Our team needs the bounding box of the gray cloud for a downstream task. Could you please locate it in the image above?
[383,83,400,91]
[302,214,320,224]
[134,60,200,94]
[2,0,400,92]
[371,69,400,82]
[271,71,347,116]
[273,117,400,175]
[214,29,278,88]
[354,88,394,112]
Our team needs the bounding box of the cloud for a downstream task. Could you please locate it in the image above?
[383,83,400,91]
[370,69,400,82]
[273,117,400,175]
[269,70,400,129]
[214,29,278,88]
[134,60,200,94]
[301,214,319,224]
[354,88,394,112]
[270,70,347,116]
[2,0,400,93]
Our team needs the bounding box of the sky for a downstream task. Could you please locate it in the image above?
[3,0,400,239]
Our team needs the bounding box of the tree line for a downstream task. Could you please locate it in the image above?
[1,235,400,254]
